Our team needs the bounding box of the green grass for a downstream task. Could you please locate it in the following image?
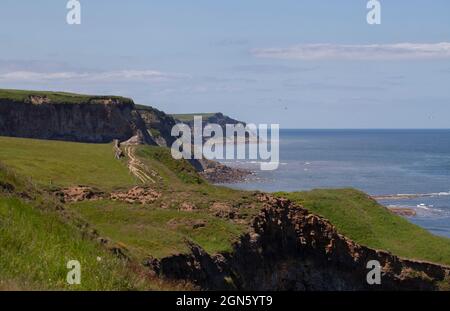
[171,113,216,122]
[0,136,137,190]
[278,188,450,266]
[137,146,204,185]
[70,200,245,260]
[0,137,252,269]
[0,197,149,290]
[0,88,133,105]
[135,145,260,215]
[0,165,160,290]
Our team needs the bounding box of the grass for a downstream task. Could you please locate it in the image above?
[0,165,161,290]
[70,200,245,260]
[2,134,449,289]
[135,145,260,215]
[0,88,133,105]
[0,136,137,190]
[0,136,253,272]
[278,188,450,266]
[171,113,217,122]
[0,197,147,290]
[137,146,204,185]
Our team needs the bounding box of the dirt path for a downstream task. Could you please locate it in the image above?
[124,146,156,184]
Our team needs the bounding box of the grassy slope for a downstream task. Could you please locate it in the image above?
[279,189,450,266]
[2,134,449,289]
[0,89,132,105]
[0,136,136,190]
[0,165,160,290]
[70,200,244,259]
[0,136,251,263]
[69,145,253,260]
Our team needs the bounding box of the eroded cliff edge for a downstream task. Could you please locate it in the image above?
[150,194,450,290]
[0,95,154,144]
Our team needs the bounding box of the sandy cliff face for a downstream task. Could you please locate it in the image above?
[0,96,153,144]
[149,194,450,290]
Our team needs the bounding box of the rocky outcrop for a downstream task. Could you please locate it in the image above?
[149,194,450,290]
[197,158,252,183]
[111,186,161,204]
[0,95,154,144]
[136,105,178,147]
[173,112,246,132]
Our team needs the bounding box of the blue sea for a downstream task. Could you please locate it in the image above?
[223,129,450,238]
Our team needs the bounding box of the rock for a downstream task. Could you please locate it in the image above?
[199,160,252,184]
[110,186,161,204]
[192,220,207,229]
[180,202,196,211]
[53,186,105,203]
[389,207,417,217]
[210,202,236,219]
[121,130,145,145]
[0,181,15,193]
[0,96,155,144]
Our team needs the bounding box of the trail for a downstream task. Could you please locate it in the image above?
[124,146,156,184]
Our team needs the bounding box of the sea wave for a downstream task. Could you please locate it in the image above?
[373,191,450,200]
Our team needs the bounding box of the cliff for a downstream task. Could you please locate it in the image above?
[0,90,154,144]
[150,194,450,290]
[172,112,246,129]
[135,104,178,147]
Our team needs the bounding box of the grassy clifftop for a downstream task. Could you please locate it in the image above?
[0,136,252,264]
[0,89,133,105]
[0,136,136,190]
[1,134,449,289]
[171,113,217,122]
[279,189,450,266]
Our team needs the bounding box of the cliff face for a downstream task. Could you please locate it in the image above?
[135,105,177,147]
[150,194,450,290]
[0,96,154,144]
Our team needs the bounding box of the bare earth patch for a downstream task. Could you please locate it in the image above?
[54,186,105,203]
[111,186,161,204]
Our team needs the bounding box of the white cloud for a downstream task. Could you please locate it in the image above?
[0,69,188,82]
[252,42,450,60]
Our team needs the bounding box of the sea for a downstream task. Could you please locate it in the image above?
[222,129,450,238]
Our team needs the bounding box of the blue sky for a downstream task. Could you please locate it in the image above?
[1,0,450,128]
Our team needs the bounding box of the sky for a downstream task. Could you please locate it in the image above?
[1,0,450,128]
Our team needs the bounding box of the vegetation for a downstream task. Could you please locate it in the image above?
[0,165,163,290]
[278,189,450,266]
[70,200,245,259]
[0,136,136,191]
[0,88,133,105]
[0,137,253,288]
[137,146,204,185]
[171,113,217,122]
[1,132,449,289]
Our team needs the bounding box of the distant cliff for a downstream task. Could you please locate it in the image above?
[172,112,246,131]
[135,104,178,147]
[0,89,250,182]
[0,90,154,144]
